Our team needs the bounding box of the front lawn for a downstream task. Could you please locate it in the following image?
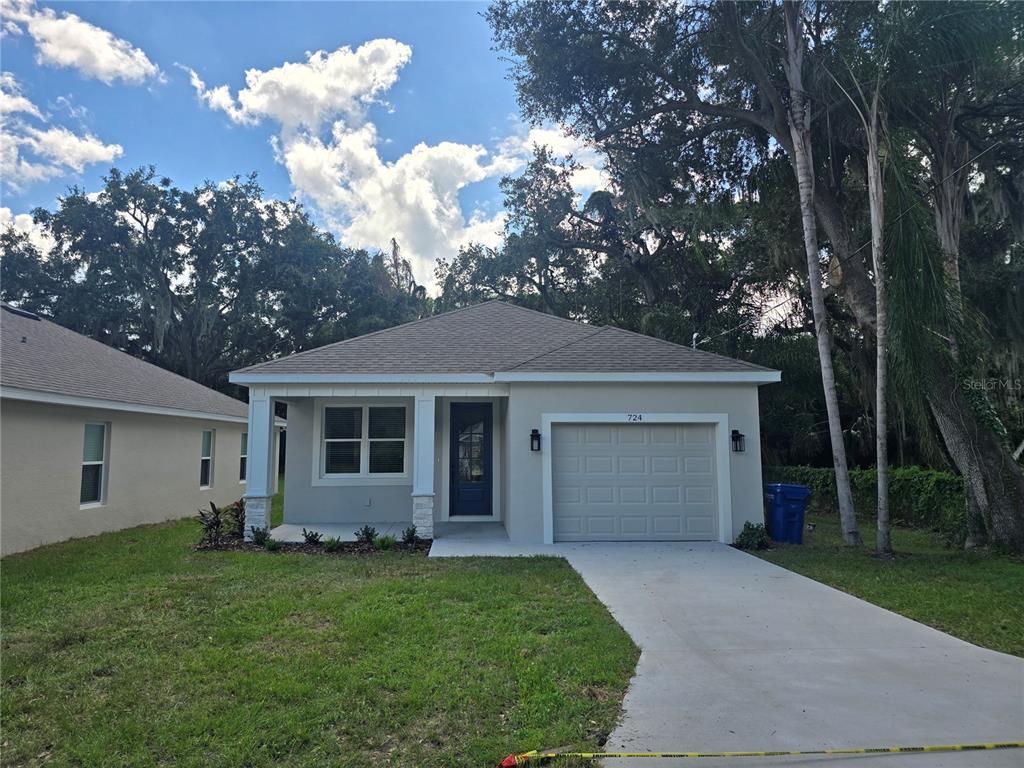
[2,517,638,767]
[755,513,1024,657]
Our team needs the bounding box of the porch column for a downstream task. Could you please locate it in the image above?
[244,388,276,539]
[411,394,436,539]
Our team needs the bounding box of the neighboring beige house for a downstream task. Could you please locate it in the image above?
[230,301,779,545]
[1,303,278,556]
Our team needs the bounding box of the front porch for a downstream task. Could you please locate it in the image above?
[242,384,510,541]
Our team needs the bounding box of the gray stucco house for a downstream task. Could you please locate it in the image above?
[230,301,780,544]
[0,303,279,555]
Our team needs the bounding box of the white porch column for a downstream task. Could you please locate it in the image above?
[244,388,276,539]
[411,394,436,539]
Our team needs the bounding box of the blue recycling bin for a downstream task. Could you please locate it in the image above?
[763,483,812,544]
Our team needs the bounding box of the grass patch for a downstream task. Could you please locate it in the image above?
[755,514,1024,657]
[1,493,637,767]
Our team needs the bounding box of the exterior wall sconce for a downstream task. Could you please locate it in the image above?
[530,428,541,452]
[731,429,746,453]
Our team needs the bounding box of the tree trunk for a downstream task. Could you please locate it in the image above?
[784,0,860,545]
[928,366,1024,551]
[864,94,891,557]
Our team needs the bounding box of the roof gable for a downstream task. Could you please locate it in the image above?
[1,304,248,419]
[233,301,774,379]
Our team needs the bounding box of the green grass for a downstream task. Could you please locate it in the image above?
[1,490,638,767]
[755,514,1024,657]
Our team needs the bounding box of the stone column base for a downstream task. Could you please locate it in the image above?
[244,495,272,540]
[412,494,434,540]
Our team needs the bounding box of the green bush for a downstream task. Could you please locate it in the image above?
[324,536,344,553]
[264,538,282,552]
[401,526,418,545]
[302,527,323,545]
[249,526,270,546]
[354,525,377,545]
[373,534,396,550]
[763,465,966,545]
[226,499,246,539]
[197,502,224,547]
[734,522,772,550]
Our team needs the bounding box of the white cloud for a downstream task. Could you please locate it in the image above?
[185,41,606,291]
[0,205,54,254]
[2,0,162,85]
[0,72,41,118]
[19,123,122,172]
[495,125,609,197]
[0,73,122,192]
[181,39,412,132]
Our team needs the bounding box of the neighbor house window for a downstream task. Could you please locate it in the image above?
[80,423,108,505]
[200,430,214,488]
[239,432,248,482]
[322,405,406,476]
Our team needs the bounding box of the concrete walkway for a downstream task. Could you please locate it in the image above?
[432,540,1024,766]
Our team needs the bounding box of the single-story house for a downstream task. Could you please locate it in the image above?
[0,303,280,555]
[230,301,779,545]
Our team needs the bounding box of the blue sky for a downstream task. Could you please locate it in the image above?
[1,1,601,287]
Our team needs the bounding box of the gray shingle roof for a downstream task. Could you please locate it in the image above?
[234,301,773,377]
[1,304,248,419]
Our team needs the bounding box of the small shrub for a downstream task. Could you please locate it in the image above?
[226,499,246,539]
[401,525,418,545]
[324,536,344,553]
[735,522,772,551]
[354,525,377,545]
[250,526,270,546]
[302,527,323,545]
[198,502,224,547]
[264,538,282,552]
[373,534,396,550]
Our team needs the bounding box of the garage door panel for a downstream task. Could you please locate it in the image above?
[584,426,613,444]
[618,455,647,474]
[552,422,718,542]
[653,516,683,534]
[619,487,646,504]
[651,456,679,474]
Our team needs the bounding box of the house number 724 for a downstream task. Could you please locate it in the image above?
[626,413,643,422]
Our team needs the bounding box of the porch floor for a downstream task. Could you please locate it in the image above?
[270,522,409,542]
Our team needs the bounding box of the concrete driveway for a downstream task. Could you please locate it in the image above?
[563,543,1023,767]
[433,537,1023,766]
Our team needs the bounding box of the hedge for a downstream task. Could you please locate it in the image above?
[763,465,966,545]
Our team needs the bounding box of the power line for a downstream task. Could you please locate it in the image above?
[695,140,1000,347]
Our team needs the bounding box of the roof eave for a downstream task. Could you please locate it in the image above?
[229,370,782,386]
[0,385,251,423]
[493,371,782,384]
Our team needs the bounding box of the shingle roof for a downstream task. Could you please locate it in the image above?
[1,304,248,419]
[234,300,773,377]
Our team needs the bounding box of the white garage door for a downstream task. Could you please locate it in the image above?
[552,422,718,541]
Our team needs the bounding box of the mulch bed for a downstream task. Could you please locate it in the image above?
[195,537,433,556]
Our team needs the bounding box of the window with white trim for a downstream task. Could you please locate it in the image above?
[80,423,108,505]
[200,429,215,488]
[322,406,406,476]
[239,432,248,482]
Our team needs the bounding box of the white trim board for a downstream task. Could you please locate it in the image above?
[540,412,733,545]
[231,371,781,386]
[496,371,780,383]
[1,386,249,424]
[231,372,495,385]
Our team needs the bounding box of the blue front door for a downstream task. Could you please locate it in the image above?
[449,402,493,516]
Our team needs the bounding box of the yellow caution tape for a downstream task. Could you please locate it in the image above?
[497,741,1024,766]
